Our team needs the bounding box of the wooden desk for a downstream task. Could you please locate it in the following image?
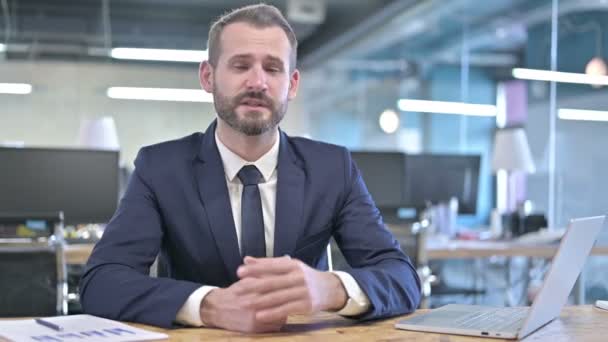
[123,306,606,341]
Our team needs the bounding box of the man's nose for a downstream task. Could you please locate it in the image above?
[245,66,268,91]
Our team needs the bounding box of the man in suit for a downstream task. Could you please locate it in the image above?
[80,4,421,333]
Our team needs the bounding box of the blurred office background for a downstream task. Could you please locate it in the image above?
[1,0,608,315]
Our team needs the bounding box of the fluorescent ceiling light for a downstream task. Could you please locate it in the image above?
[397,99,497,117]
[107,87,213,103]
[0,83,32,94]
[110,48,207,63]
[558,108,608,122]
[0,43,5,52]
[512,68,608,86]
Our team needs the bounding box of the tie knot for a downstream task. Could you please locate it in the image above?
[237,165,263,186]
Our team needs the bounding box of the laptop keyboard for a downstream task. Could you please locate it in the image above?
[454,307,529,332]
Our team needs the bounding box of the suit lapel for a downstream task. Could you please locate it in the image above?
[193,121,241,282]
[273,131,306,257]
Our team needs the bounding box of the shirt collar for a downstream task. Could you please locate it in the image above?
[214,132,280,183]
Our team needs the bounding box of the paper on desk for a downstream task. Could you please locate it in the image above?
[0,314,168,342]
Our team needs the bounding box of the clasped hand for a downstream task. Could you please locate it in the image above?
[200,255,347,333]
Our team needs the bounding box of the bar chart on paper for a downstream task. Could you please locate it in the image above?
[0,314,167,342]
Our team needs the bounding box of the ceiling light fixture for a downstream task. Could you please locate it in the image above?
[584,20,606,88]
[397,99,497,117]
[107,87,213,103]
[0,83,32,94]
[379,109,400,134]
[586,57,607,76]
[0,43,5,52]
[110,48,208,63]
[512,68,608,87]
[558,108,608,122]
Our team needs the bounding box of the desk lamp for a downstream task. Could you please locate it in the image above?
[492,127,535,237]
[77,116,120,151]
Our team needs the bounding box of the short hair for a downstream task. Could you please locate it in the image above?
[207,4,298,71]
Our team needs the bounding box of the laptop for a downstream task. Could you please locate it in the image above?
[395,215,606,339]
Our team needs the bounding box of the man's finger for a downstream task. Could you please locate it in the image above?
[256,300,310,323]
[250,286,309,311]
[243,255,289,264]
[234,273,304,296]
[243,256,259,265]
[238,257,298,278]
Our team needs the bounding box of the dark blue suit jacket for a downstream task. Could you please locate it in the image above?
[80,121,421,328]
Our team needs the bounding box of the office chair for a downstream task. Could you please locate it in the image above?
[327,221,436,308]
[0,212,68,317]
[386,222,437,308]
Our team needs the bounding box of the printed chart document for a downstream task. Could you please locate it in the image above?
[0,314,168,342]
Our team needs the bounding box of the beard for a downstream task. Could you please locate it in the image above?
[213,87,287,136]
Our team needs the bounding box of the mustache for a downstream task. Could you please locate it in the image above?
[234,91,273,107]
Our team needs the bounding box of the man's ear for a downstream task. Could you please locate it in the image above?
[287,68,300,100]
[199,61,214,93]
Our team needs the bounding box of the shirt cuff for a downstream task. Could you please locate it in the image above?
[330,271,371,316]
[175,285,217,326]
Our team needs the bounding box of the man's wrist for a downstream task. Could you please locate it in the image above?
[330,271,372,316]
[324,272,348,311]
[200,288,220,327]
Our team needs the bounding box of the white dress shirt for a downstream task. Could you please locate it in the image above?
[175,132,370,326]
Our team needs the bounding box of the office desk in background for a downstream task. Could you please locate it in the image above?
[426,238,608,306]
[426,239,608,259]
[65,244,95,265]
[92,306,605,341]
[64,242,607,312]
[65,240,608,265]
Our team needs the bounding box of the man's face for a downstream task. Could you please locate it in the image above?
[201,22,299,136]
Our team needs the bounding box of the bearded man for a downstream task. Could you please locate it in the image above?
[80,4,421,333]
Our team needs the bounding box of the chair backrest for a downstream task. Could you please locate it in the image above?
[0,212,67,317]
[386,222,427,268]
[326,222,427,270]
[326,222,432,309]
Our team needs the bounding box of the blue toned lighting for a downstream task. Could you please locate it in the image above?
[513,68,608,87]
[398,99,497,117]
[558,108,608,122]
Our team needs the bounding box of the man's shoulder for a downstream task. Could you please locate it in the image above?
[136,132,202,165]
[286,135,348,157]
[284,135,352,174]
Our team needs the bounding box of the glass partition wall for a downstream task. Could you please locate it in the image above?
[531,0,608,303]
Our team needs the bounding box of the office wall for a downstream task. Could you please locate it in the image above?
[527,92,608,231]
[426,66,496,227]
[0,60,310,168]
[523,11,608,301]
[304,70,434,152]
[524,13,608,231]
[302,63,496,226]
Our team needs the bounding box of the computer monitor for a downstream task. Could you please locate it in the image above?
[351,151,481,216]
[350,151,406,210]
[0,147,119,225]
[403,154,480,214]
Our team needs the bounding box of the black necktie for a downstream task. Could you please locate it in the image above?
[237,165,266,258]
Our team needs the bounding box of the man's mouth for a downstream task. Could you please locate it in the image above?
[240,98,268,108]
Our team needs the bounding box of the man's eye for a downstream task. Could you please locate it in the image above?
[234,64,248,70]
